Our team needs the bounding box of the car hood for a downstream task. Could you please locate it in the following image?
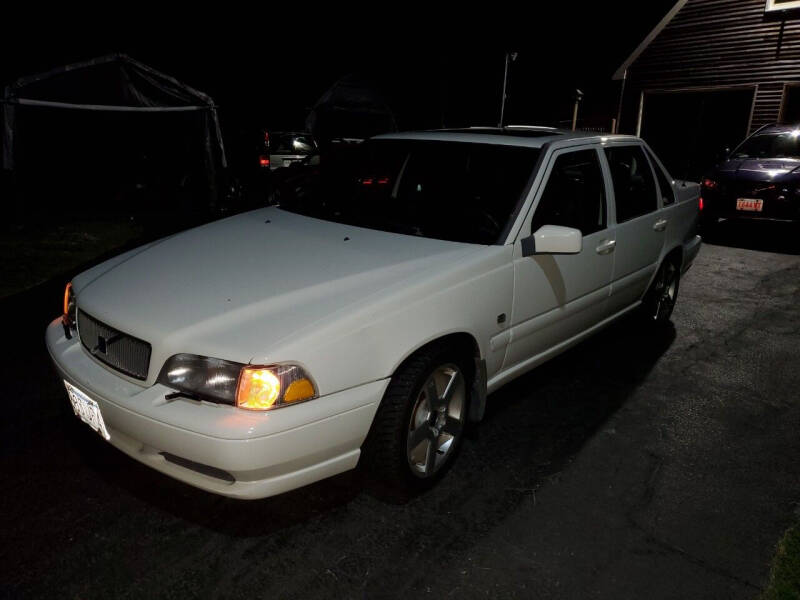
[714,157,800,182]
[75,207,480,372]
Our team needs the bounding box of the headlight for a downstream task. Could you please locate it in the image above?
[237,364,317,410]
[62,282,77,337]
[157,354,317,410]
[157,354,242,404]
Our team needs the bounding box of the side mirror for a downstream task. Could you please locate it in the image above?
[521,225,583,257]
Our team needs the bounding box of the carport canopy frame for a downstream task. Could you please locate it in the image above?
[1,53,226,171]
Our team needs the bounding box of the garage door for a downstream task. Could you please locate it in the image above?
[640,88,755,181]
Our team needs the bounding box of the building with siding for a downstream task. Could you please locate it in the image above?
[615,0,800,179]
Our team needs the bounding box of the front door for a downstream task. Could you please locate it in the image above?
[504,147,615,371]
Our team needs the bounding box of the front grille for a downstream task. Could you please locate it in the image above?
[77,310,151,380]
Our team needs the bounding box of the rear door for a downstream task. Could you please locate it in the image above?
[603,144,665,313]
[504,146,615,369]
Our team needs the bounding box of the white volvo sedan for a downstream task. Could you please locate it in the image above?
[47,127,701,499]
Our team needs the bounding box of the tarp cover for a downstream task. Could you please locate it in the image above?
[2,53,225,170]
[305,74,398,143]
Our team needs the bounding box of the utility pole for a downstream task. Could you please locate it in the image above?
[499,52,517,127]
[572,89,584,131]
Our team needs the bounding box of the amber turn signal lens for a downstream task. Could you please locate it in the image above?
[283,378,315,403]
[237,368,280,410]
[63,282,72,315]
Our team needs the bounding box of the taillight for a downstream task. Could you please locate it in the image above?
[361,176,389,186]
[259,156,270,167]
[699,197,704,211]
[702,178,717,190]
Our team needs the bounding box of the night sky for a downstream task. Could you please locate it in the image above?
[2,3,676,139]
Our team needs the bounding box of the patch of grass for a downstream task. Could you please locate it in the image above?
[0,220,142,299]
[762,520,800,600]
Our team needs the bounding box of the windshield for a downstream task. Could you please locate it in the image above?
[732,131,800,159]
[274,139,540,244]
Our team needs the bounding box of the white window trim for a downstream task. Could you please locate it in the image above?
[766,0,800,11]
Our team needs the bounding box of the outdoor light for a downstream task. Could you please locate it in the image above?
[157,354,317,410]
[237,364,316,411]
[702,178,718,189]
[158,354,242,404]
[62,282,76,337]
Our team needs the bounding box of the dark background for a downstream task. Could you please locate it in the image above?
[0,4,678,232]
[1,5,675,156]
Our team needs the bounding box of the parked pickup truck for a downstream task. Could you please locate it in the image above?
[46,126,702,499]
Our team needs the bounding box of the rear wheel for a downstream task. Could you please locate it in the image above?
[362,345,469,490]
[642,259,680,324]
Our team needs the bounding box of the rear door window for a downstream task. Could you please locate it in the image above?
[605,146,658,222]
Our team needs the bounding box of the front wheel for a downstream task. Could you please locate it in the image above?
[362,346,469,490]
[642,259,680,324]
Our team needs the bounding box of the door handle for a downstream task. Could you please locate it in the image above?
[595,239,616,255]
[653,219,668,232]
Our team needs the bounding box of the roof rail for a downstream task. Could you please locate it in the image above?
[465,125,557,131]
[504,125,557,130]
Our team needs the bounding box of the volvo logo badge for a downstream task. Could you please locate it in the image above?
[91,333,120,356]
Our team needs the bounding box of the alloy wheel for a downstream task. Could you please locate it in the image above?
[406,364,466,478]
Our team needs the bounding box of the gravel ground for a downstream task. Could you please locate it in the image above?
[1,219,798,599]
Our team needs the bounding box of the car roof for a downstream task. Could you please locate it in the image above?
[374,126,638,149]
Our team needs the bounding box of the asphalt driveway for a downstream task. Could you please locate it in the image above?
[1,219,799,599]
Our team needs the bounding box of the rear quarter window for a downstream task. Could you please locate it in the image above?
[646,149,675,206]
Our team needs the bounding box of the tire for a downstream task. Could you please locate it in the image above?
[642,258,681,324]
[362,344,470,491]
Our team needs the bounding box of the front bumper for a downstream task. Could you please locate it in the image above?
[46,319,387,499]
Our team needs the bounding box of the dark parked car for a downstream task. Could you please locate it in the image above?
[701,123,800,228]
[261,131,319,171]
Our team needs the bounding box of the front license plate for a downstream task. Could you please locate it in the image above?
[736,198,763,212]
[64,381,110,440]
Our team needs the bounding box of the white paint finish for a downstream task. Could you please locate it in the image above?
[46,131,700,499]
[75,208,485,390]
[602,142,667,313]
[505,227,615,370]
[608,213,665,311]
[766,0,800,11]
[531,225,583,255]
[505,144,616,371]
[47,318,387,442]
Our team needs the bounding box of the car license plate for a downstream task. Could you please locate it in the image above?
[64,381,110,440]
[736,198,763,212]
